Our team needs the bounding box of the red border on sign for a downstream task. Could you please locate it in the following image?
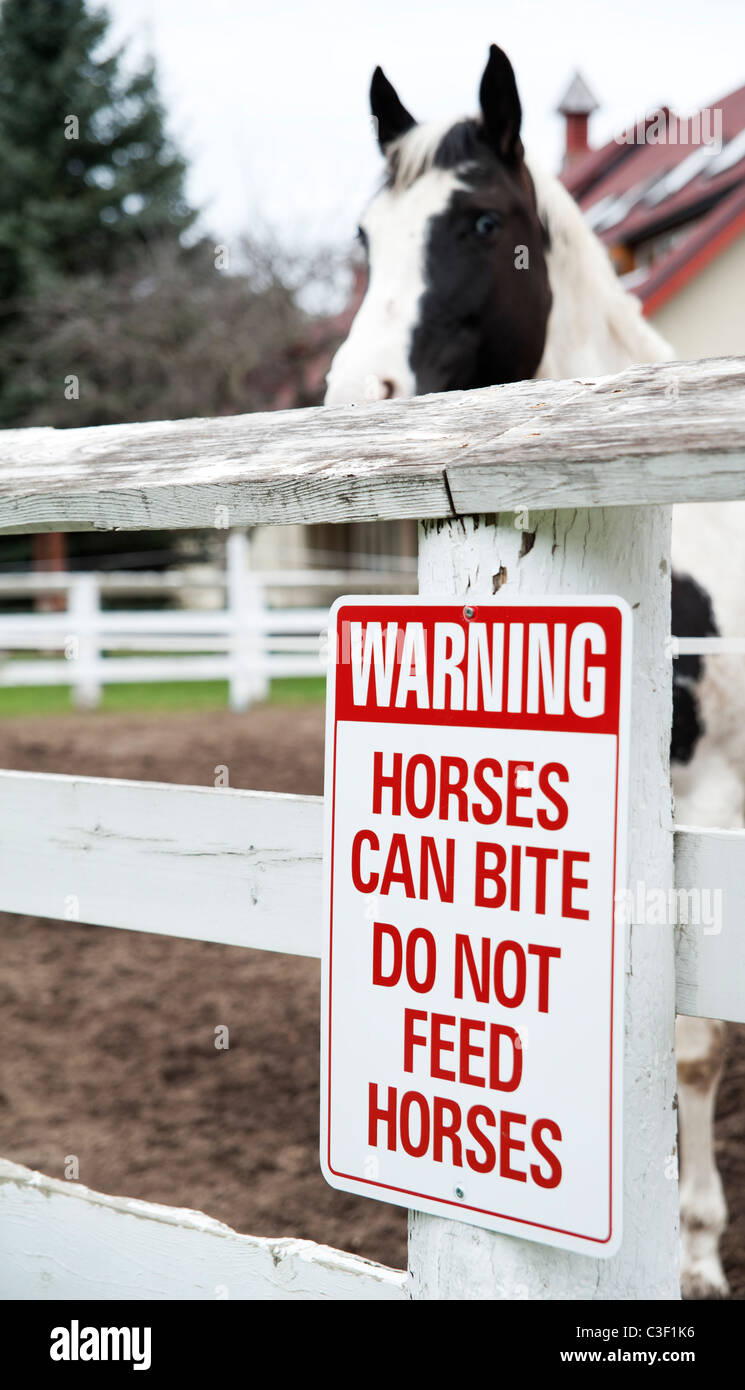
[325,601,624,1246]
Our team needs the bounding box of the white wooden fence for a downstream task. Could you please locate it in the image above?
[1,355,745,1300]
[0,537,416,710]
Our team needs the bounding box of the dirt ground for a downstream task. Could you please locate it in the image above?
[0,705,743,1295]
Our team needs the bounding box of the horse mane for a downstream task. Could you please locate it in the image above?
[386,119,475,191]
[526,155,675,377]
[386,121,675,376]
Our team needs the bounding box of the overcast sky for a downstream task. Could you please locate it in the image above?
[106,0,745,254]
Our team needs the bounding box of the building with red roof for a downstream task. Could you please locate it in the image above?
[558,73,745,357]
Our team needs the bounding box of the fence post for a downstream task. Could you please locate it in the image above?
[68,572,101,710]
[227,529,269,711]
[410,506,679,1300]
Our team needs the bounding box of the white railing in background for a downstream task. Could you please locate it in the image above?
[0,532,416,710]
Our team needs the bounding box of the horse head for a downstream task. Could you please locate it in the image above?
[325,45,553,405]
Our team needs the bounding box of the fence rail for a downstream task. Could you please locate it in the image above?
[0,565,417,594]
[0,358,743,534]
[0,1159,406,1301]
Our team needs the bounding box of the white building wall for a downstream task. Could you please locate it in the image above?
[650,233,745,359]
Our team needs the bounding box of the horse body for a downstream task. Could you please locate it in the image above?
[325,44,741,1297]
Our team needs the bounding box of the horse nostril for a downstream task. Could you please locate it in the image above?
[381,379,396,399]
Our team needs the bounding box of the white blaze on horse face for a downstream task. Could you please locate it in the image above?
[324,168,462,406]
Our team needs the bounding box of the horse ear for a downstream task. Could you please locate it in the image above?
[479,43,523,163]
[370,66,416,150]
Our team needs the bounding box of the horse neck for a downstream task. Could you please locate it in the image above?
[526,157,675,379]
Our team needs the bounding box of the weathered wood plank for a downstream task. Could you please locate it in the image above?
[0,358,743,534]
[675,827,745,1023]
[445,357,745,513]
[0,771,324,957]
[0,1160,407,1300]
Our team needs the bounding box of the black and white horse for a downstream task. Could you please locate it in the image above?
[325,44,743,1298]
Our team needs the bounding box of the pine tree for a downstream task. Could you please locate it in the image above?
[0,0,196,302]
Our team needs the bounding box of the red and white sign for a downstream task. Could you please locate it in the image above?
[321,596,631,1256]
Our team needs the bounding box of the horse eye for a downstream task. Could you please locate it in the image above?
[474,213,501,237]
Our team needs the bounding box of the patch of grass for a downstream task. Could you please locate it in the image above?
[103,681,232,713]
[0,676,327,718]
[0,685,75,717]
[267,677,326,706]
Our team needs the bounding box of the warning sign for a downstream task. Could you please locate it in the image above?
[321,597,631,1256]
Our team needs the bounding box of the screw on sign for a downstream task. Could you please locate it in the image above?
[320,596,631,1256]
